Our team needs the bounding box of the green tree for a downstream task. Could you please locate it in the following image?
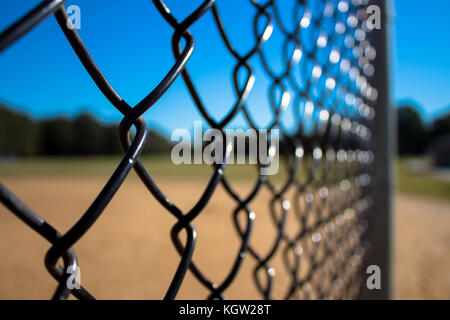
[103,125,122,154]
[431,113,450,139]
[72,113,106,155]
[40,118,75,155]
[0,106,40,156]
[0,104,172,156]
[144,130,172,154]
[397,105,427,155]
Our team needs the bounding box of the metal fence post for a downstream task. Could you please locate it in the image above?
[367,0,394,300]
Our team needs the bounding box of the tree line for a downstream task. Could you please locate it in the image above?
[0,104,171,156]
[397,104,450,155]
[1,103,449,157]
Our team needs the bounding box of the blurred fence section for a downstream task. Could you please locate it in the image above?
[0,0,390,300]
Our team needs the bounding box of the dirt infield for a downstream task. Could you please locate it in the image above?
[393,194,450,299]
[0,175,449,299]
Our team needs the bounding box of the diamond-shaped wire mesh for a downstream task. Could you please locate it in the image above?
[0,0,382,300]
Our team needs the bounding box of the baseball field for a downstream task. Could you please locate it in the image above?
[0,156,448,299]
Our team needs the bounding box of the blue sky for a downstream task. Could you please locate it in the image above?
[391,0,450,121]
[0,0,449,136]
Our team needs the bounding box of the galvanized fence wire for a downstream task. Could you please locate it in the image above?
[0,0,379,300]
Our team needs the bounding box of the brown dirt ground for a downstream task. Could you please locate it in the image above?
[393,194,450,299]
[0,175,449,299]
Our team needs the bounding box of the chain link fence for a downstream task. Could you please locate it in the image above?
[0,0,390,300]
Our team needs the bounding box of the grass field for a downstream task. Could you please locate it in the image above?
[396,158,450,200]
[0,156,449,299]
[2,155,449,200]
[0,155,266,181]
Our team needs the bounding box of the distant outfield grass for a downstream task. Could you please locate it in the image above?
[1,156,449,200]
[0,155,274,182]
[396,158,450,201]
